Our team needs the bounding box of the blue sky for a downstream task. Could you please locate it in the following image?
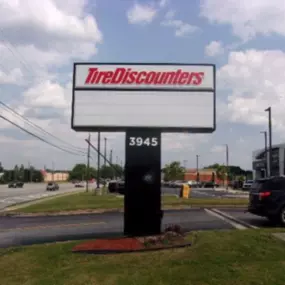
[0,0,285,170]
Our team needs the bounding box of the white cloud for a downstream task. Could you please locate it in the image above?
[159,0,169,8]
[0,0,102,85]
[0,0,102,43]
[23,81,70,109]
[161,10,199,37]
[0,0,107,168]
[218,49,285,135]
[200,0,285,41]
[127,3,157,24]
[210,145,225,153]
[205,41,224,57]
[0,67,23,84]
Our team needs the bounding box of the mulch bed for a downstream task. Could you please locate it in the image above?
[72,226,192,254]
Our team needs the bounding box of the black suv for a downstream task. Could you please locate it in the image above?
[248,176,285,225]
[108,180,125,194]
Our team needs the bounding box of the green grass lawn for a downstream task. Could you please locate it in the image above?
[1,229,285,285]
[8,192,249,214]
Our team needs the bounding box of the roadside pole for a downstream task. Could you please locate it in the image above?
[225,144,229,191]
[97,132,101,189]
[86,133,91,192]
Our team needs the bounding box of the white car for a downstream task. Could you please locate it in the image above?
[75,181,85,188]
[242,180,254,190]
[173,180,186,188]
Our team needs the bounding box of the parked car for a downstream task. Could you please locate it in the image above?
[108,180,119,193]
[46,182,59,191]
[75,181,85,187]
[232,180,243,189]
[243,180,254,190]
[248,176,285,225]
[108,180,125,194]
[8,181,24,188]
[171,180,188,188]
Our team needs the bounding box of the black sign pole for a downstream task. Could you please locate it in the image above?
[124,128,162,236]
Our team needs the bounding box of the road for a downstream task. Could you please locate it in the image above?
[0,184,247,211]
[0,207,273,248]
[0,183,90,210]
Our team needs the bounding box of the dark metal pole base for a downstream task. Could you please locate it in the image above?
[124,128,162,237]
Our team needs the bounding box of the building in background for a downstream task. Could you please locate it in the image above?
[252,143,285,179]
[184,168,226,184]
[40,170,69,182]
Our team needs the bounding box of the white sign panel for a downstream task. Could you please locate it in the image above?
[72,63,216,132]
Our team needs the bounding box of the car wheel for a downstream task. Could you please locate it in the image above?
[267,215,278,224]
[279,207,285,226]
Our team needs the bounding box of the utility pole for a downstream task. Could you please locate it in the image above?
[265,107,272,177]
[110,149,114,179]
[97,132,101,189]
[225,144,229,191]
[260,131,268,177]
[86,133,91,192]
[104,137,107,167]
[110,149,113,164]
[85,139,121,181]
[196,155,200,183]
[28,161,32,183]
[52,161,54,182]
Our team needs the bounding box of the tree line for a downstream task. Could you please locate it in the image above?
[0,163,44,184]
[68,163,124,181]
[0,161,125,184]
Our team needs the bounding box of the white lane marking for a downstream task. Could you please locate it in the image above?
[2,197,28,202]
[205,208,248,230]
[212,208,259,229]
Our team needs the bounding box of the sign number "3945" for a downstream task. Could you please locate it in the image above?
[129,137,158,147]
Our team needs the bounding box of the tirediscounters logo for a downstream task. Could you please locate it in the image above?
[74,64,215,90]
[84,67,205,86]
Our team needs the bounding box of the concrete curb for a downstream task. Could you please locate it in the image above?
[210,208,258,229]
[1,205,248,217]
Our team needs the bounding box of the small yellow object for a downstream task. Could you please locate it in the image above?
[181,184,190,199]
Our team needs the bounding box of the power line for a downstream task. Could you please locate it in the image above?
[0,101,87,154]
[0,35,34,76]
[0,114,86,157]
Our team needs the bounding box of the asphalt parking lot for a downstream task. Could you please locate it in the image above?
[162,186,249,199]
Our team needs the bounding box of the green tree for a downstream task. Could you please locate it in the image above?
[204,163,251,182]
[13,165,19,181]
[32,170,44,182]
[18,164,25,181]
[0,162,4,173]
[100,164,123,179]
[162,161,185,181]
[69,164,97,181]
[216,165,227,185]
